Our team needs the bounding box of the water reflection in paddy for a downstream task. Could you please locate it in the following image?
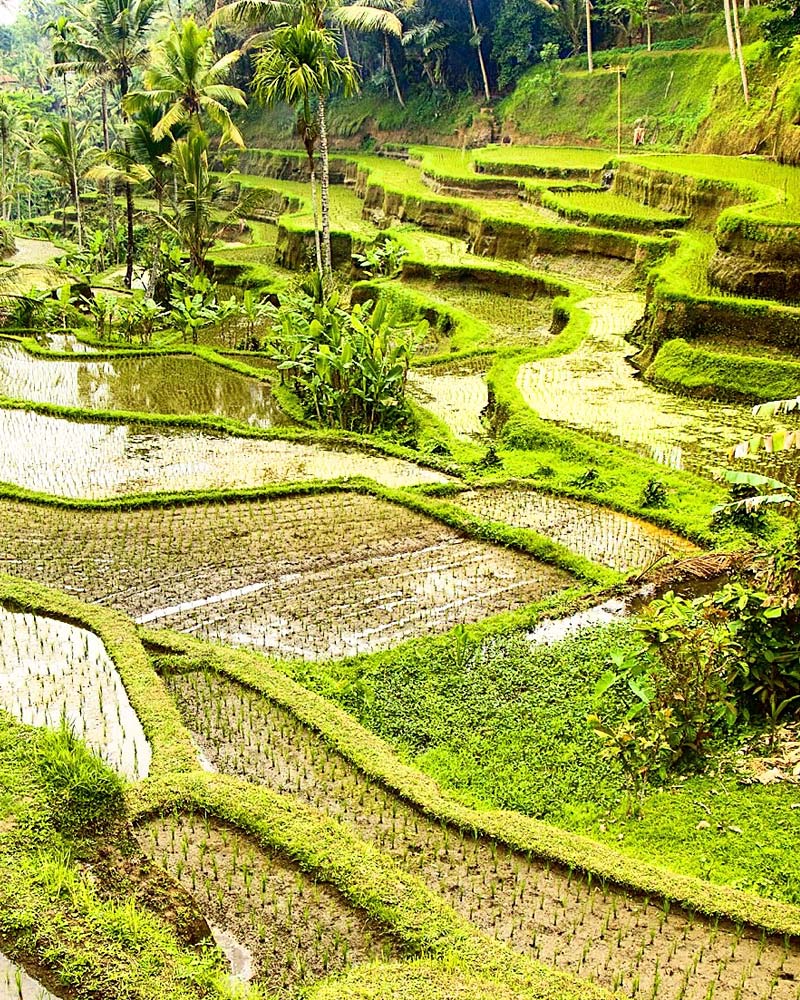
[0,341,290,427]
[517,296,800,475]
[0,409,452,497]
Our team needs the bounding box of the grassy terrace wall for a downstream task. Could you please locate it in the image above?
[644,232,800,350]
[353,160,667,264]
[142,627,800,937]
[645,337,800,402]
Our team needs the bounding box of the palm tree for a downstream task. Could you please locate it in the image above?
[126,103,186,210]
[37,119,96,245]
[126,19,247,147]
[64,0,165,286]
[253,18,359,279]
[462,0,491,101]
[213,0,401,273]
[164,127,230,273]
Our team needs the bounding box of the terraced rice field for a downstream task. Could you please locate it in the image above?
[517,295,793,472]
[0,493,574,658]
[408,361,489,439]
[405,278,553,349]
[162,669,800,1000]
[453,488,698,571]
[140,814,396,992]
[0,409,450,498]
[0,606,150,778]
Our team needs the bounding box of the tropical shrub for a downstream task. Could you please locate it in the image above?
[354,238,408,279]
[269,288,426,433]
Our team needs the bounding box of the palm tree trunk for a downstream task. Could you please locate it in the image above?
[465,0,491,102]
[120,74,135,288]
[731,0,749,103]
[100,83,120,264]
[304,148,323,280]
[342,26,352,61]
[585,0,594,72]
[124,182,134,287]
[384,36,405,108]
[317,97,333,280]
[722,0,737,60]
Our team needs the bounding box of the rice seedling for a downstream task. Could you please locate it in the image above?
[164,667,800,1000]
[0,604,150,778]
[0,952,57,1000]
[452,486,697,571]
[0,492,573,659]
[138,813,396,992]
[0,409,450,499]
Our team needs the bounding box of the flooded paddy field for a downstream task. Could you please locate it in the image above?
[0,493,574,659]
[0,409,450,497]
[453,488,698,571]
[0,952,58,1000]
[164,668,800,1000]
[138,813,396,993]
[517,295,800,473]
[0,605,150,778]
[0,342,290,427]
[408,359,490,440]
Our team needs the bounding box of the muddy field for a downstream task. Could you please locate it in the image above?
[0,493,574,659]
[164,669,800,1000]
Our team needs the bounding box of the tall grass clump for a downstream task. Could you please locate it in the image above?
[36,721,124,829]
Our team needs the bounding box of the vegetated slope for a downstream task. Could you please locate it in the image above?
[501,41,800,161]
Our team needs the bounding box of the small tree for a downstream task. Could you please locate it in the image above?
[252,18,359,280]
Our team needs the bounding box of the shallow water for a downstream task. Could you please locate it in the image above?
[0,408,452,498]
[0,605,150,778]
[408,364,489,439]
[0,952,57,1000]
[517,295,797,473]
[35,333,98,354]
[454,487,697,571]
[0,341,290,427]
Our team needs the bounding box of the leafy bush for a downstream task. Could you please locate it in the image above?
[36,722,124,830]
[354,238,408,279]
[640,478,668,508]
[269,289,426,433]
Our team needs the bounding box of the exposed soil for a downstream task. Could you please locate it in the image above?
[137,814,397,992]
[0,493,574,660]
[163,668,800,1000]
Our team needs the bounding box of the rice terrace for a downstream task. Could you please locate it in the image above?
[4,0,800,998]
